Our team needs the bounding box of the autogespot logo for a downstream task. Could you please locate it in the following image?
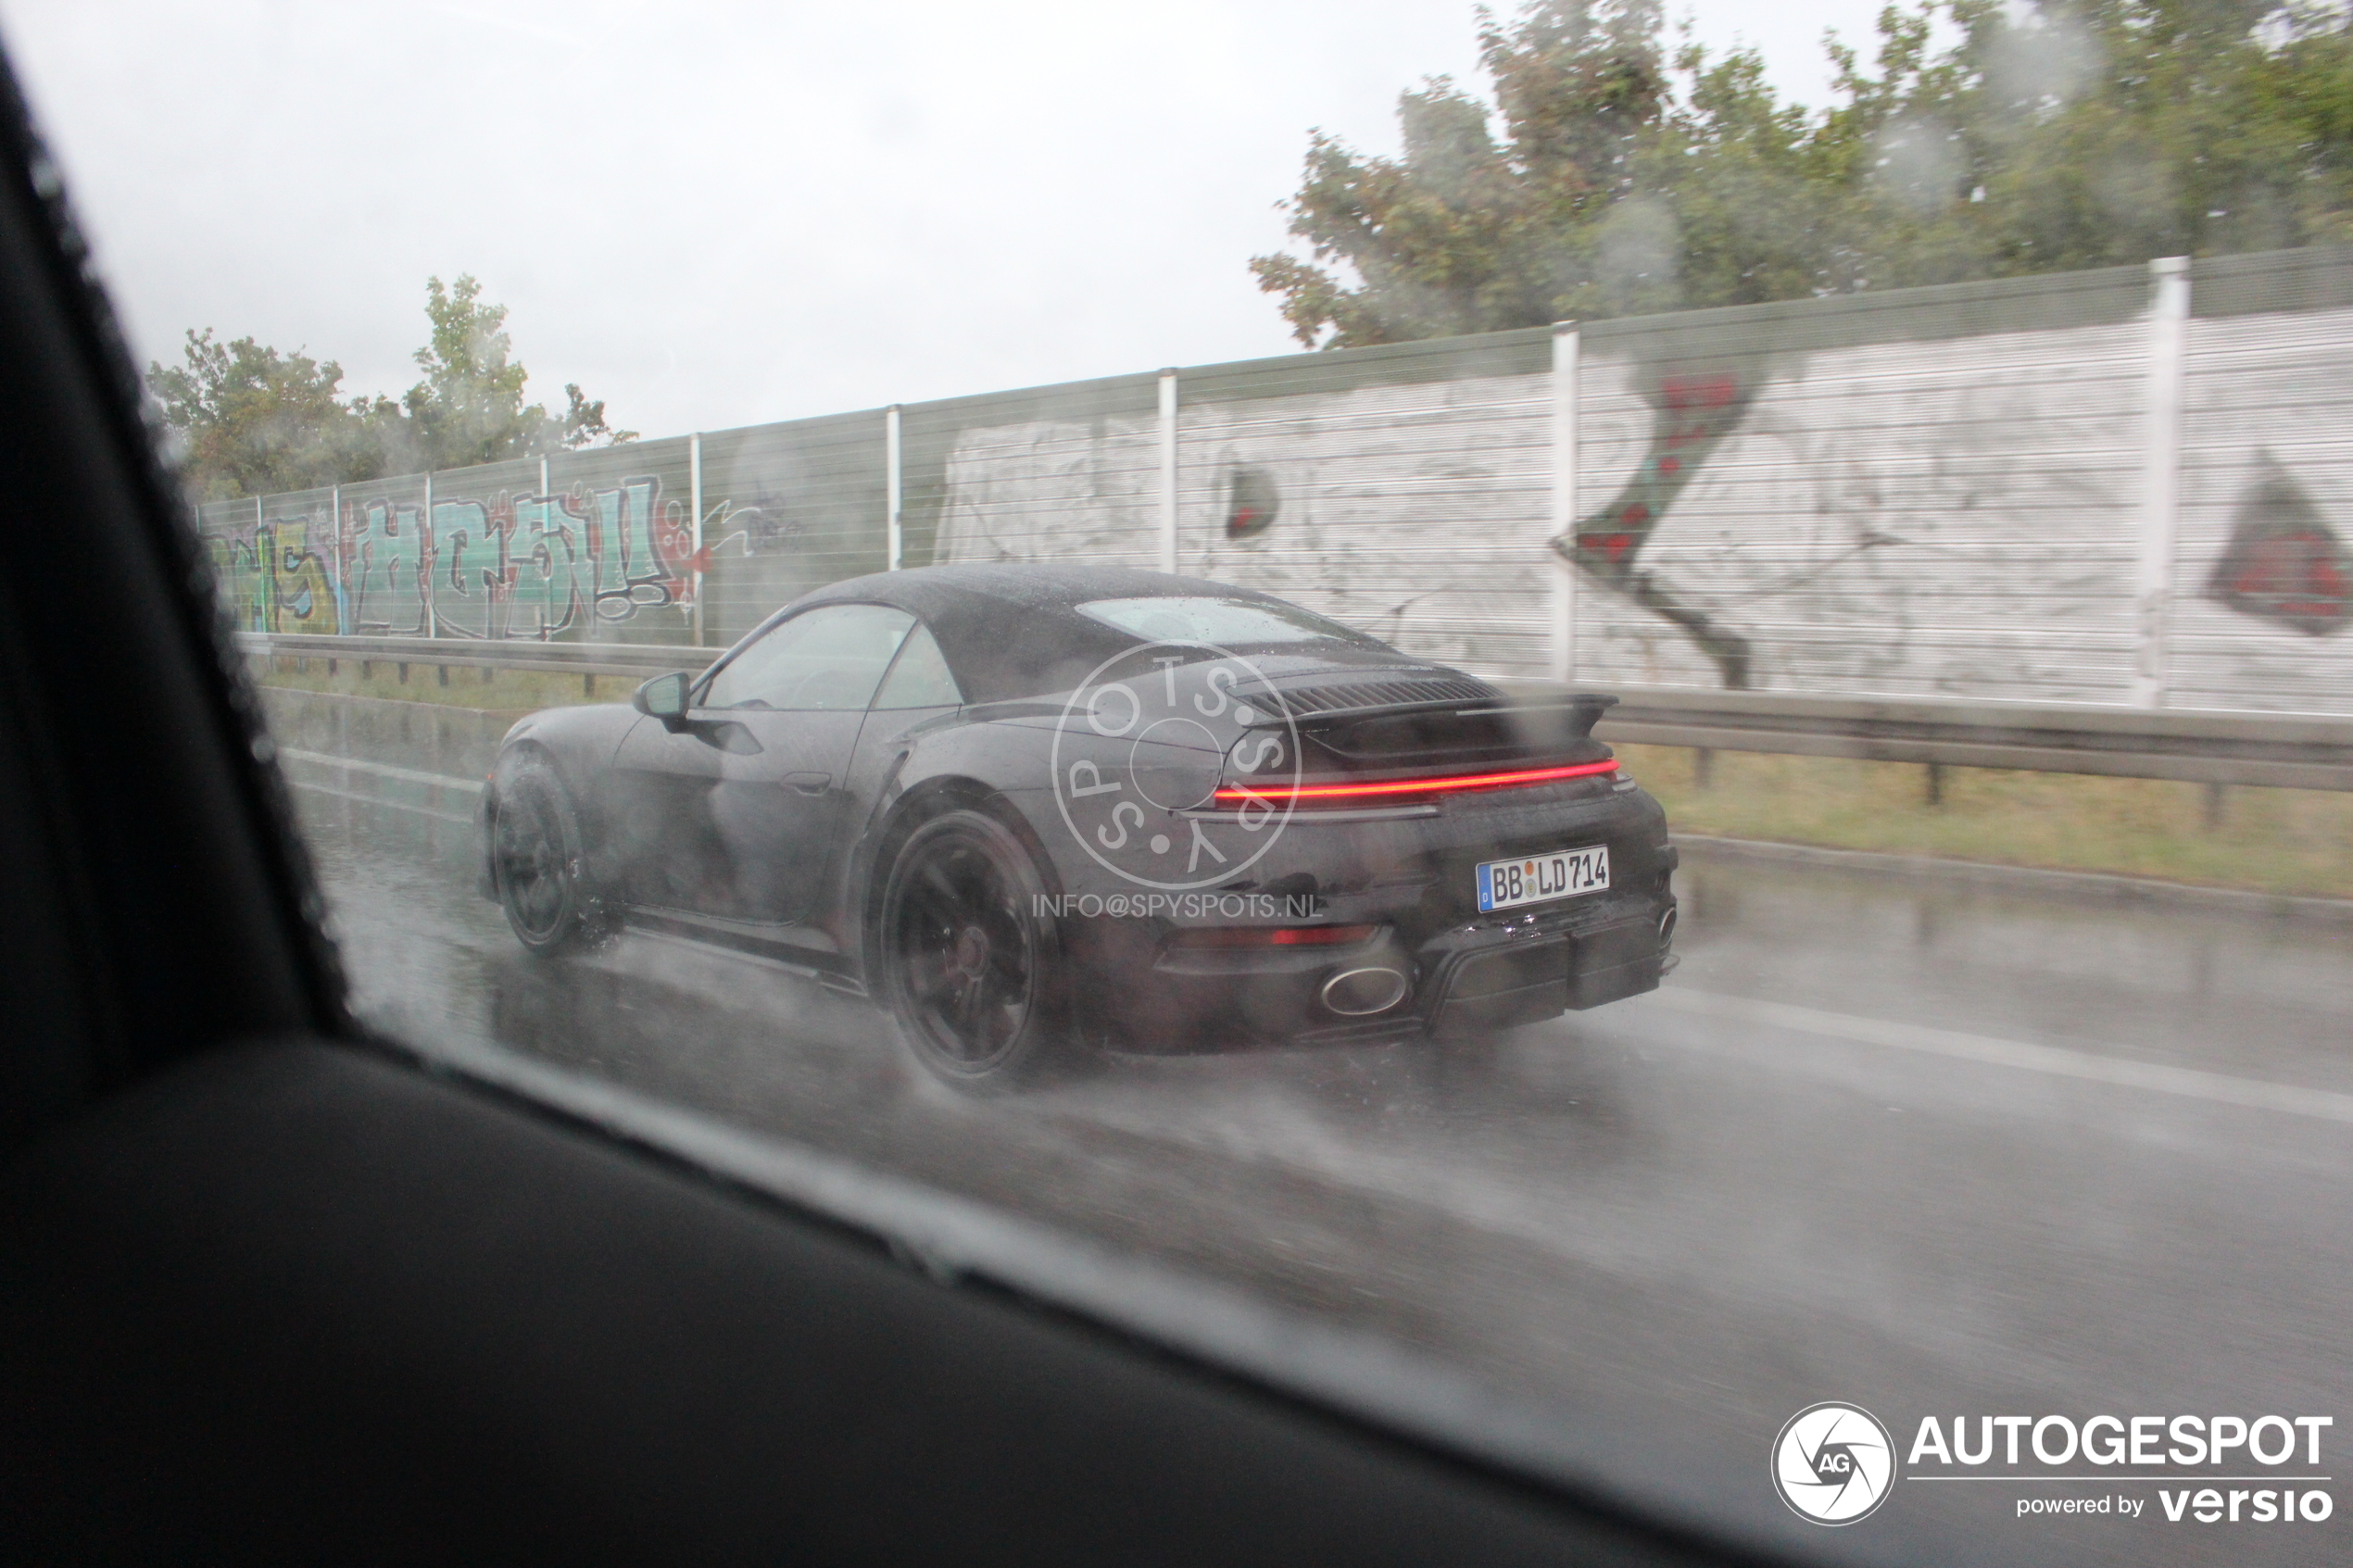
[1773,1403,1898,1525]
[1051,640,1302,893]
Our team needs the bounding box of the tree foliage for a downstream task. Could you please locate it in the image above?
[145,331,401,501]
[1252,0,2353,347]
[148,274,635,501]
[396,274,630,472]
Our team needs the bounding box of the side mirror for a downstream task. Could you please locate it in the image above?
[632,671,694,729]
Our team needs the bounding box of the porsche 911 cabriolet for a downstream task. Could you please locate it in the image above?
[478,564,1677,1085]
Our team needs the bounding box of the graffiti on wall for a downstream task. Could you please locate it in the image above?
[208,510,339,635]
[1225,463,1280,540]
[1550,370,1763,688]
[214,476,736,639]
[934,360,2353,707]
[1567,379,2353,690]
[2207,459,2351,636]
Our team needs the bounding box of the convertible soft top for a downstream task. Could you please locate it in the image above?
[787,563,1316,705]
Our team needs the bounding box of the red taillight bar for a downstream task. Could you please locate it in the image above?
[1214,759,1617,805]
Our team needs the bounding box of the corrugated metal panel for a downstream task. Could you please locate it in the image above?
[1575,306,2150,702]
[193,496,253,533]
[1580,263,2147,357]
[255,485,339,635]
[912,268,2162,692]
[543,439,698,646]
[207,246,2353,719]
[2169,254,2353,714]
[1176,370,1554,679]
[695,412,888,646]
[1180,327,1549,402]
[412,459,538,641]
[2190,244,2353,320]
[333,474,432,637]
[907,373,1161,572]
[201,490,339,636]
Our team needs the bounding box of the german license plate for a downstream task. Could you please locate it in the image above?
[1475,845,1609,913]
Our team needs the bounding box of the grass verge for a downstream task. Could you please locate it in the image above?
[1618,744,2353,902]
[246,660,2352,903]
[252,656,634,713]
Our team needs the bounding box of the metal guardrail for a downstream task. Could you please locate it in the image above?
[237,633,2353,792]
[1584,685,2353,794]
[239,631,707,681]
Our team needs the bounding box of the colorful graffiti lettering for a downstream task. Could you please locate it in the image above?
[2208,463,2351,637]
[344,498,429,635]
[424,479,694,638]
[210,509,340,634]
[431,494,506,639]
[507,493,585,639]
[219,476,712,639]
[1551,370,1760,687]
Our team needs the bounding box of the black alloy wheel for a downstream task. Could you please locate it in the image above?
[493,761,605,955]
[879,808,1069,1086]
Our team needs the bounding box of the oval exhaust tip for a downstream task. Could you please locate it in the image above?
[1658,906,1679,945]
[1321,966,1410,1016]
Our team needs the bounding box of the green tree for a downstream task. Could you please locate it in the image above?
[144,329,401,500]
[1253,0,2353,347]
[399,273,632,471]
[1249,0,1674,346]
[148,274,634,500]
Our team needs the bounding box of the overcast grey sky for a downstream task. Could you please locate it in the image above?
[0,1,1892,440]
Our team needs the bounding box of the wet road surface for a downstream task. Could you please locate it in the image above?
[296,784,2353,1568]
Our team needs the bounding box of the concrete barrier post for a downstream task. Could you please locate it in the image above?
[1157,369,1178,576]
[885,407,902,573]
[1551,322,1579,687]
[689,432,705,645]
[2134,257,2190,709]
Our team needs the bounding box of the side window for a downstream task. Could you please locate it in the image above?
[871,621,963,709]
[702,605,913,711]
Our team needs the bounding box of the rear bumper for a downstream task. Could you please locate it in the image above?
[1422,911,1667,1035]
[1083,893,1673,1051]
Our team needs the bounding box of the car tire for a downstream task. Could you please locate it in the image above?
[878,807,1073,1089]
[491,758,610,956]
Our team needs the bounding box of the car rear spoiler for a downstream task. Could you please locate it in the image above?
[1239,692,1620,736]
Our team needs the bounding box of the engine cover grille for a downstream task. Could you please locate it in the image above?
[1242,675,1496,717]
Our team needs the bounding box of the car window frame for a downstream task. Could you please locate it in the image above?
[867,616,963,711]
[691,601,916,713]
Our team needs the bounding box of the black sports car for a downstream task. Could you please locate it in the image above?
[478,564,1678,1085]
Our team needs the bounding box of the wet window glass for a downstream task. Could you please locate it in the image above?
[871,621,962,709]
[23,0,2353,1560]
[703,605,912,711]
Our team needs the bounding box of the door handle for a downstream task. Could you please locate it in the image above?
[784,771,832,796]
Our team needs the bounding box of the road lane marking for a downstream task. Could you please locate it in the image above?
[279,748,484,793]
[285,779,476,826]
[1643,987,2353,1125]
